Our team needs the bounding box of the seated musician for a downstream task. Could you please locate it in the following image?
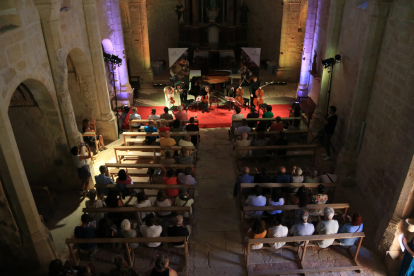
[227,84,239,111]
[174,80,187,103]
[129,107,141,131]
[249,76,260,106]
[199,85,211,113]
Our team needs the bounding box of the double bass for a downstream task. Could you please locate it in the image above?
[253,81,274,107]
[234,78,246,107]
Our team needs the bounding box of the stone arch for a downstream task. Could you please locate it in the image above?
[66,47,99,132]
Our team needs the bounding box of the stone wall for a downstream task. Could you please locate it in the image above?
[146,0,179,63]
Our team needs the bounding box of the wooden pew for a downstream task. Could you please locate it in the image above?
[94,183,196,198]
[66,236,188,267]
[129,119,199,130]
[233,129,309,143]
[113,146,196,163]
[234,144,317,165]
[245,232,365,274]
[123,131,200,146]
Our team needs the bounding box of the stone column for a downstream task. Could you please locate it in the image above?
[192,0,198,26]
[0,107,57,272]
[228,0,234,26]
[297,0,318,98]
[275,1,291,81]
[127,0,153,83]
[33,0,82,146]
[185,0,191,25]
[82,0,118,140]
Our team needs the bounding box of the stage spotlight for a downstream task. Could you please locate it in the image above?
[335,54,342,62]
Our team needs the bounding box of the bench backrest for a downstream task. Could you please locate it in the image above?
[246,232,365,245]
[235,144,317,151]
[123,131,199,137]
[240,183,336,189]
[114,146,196,151]
[130,119,199,125]
[232,117,301,122]
[94,183,194,190]
[83,206,191,213]
[105,163,193,169]
[243,203,349,212]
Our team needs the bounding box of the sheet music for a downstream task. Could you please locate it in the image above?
[195,96,202,102]
[225,96,235,102]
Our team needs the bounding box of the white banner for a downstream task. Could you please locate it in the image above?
[168,48,188,67]
[241,47,261,68]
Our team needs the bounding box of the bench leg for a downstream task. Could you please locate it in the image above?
[185,239,189,266]
[246,243,250,265]
[354,237,363,260]
[125,243,133,267]
[300,241,309,262]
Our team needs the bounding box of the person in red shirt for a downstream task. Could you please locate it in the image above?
[269,116,284,132]
[162,167,179,197]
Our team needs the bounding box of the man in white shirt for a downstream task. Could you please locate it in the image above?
[267,218,288,249]
[245,185,266,218]
[139,213,163,247]
[314,207,339,248]
[148,108,160,120]
[233,132,251,158]
[290,210,315,244]
[231,106,244,129]
[177,167,197,185]
[129,107,141,130]
[179,134,194,147]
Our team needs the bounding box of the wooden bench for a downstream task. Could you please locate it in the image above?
[234,144,318,165]
[123,131,200,146]
[245,232,365,274]
[31,186,58,213]
[94,183,196,198]
[233,129,309,143]
[232,117,302,125]
[66,236,188,267]
[129,119,199,131]
[113,146,196,163]
[298,97,316,128]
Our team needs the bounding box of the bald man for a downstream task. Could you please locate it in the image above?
[233,166,255,196]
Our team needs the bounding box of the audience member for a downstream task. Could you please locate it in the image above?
[309,184,328,216]
[106,189,126,226]
[97,218,115,244]
[233,132,251,159]
[160,106,173,120]
[140,213,163,247]
[167,215,191,247]
[254,168,272,184]
[269,116,284,132]
[185,117,199,146]
[231,106,243,129]
[263,105,273,118]
[174,187,194,218]
[246,106,259,128]
[291,187,309,222]
[236,119,251,134]
[48,259,77,276]
[246,219,267,250]
[267,216,288,249]
[314,207,339,248]
[179,134,194,147]
[245,185,267,218]
[266,188,285,222]
[71,143,92,195]
[82,118,108,150]
[116,169,133,198]
[158,120,170,137]
[160,132,176,156]
[174,105,189,121]
[134,191,154,222]
[288,119,301,131]
[148,108,160,120]
[129,107,141,131]
[320,167,338,183]
[95,165,113,196]
[289,210,315,244]
[155,190,172,217]
[255,120,268,132]
[171,119,184,143]
[178,167,197,185]
[162,168,179,198]
[174,147,194,165]
[144,120,158,145]
[304,168,320,183]
[321,106,337,160]
[150,255,178,276]
[109,256,138,276]
[274,131,288,155]
[120,219,139,249]
[85,189,105,226]
[161,149,176,165]
[74,214,98,251]
[233,167,255,196]
[291,166,304,193]
[338,213,363,245]
[272,166,291,183]
[252,132,268,158]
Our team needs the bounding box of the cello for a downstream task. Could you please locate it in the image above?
[253,81,274,107]
[234,78,246,107]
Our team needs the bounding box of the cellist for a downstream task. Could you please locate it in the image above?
[249,76,260,106]
[199,85,211,113]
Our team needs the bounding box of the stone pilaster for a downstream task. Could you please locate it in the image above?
[185,0,191,26]
[228,0,235,26]
[192,0,198,26]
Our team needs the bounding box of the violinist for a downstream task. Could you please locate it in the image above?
[200,85,211,113]
[164,86,175,109]
[249,76,260,106]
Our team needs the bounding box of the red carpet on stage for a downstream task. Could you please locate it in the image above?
[123,104,291,129]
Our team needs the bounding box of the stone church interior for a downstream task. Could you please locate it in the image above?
[0,0,413,275]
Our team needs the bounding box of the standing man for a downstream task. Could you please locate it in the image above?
[322,106,337,161]
[249,76,260,107]
[129,107,141,131]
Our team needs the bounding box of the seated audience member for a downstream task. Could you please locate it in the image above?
[309,184,328,216]
[158,120,170,137]
[85,189,105,226]
[150,255,178,276]
[106,189,126,226]
[290,103,301,118]
[231,106,244,129]
[144,120,158,145]
[290,166,304,193]
[109,256,138,276]
[236,119,251,134]
[160,106,173,120]
[161,168,179,198]
[291,187,309,223]
[272,166,291,183]
[120,219,139,249]
[140,213,163,247]
[174,187,194,218]
[233,132,251,159]
[171,119,184,143]
[287,119,302,142]
[161,149,176,165]
[274,131,288,155]
[289,210,315,244]
[148,108,160,120]
[71,143,92,195]
[134,191,154,222]
[129,107,141,131]
[95,165,113,196]
[174,105,189,121]
[266,188,285,221]
[269,116,284,132]
[267,216,289,249]
[304,168,320,183]
[74,214,98,251]
[254,167,271,194]
[262,105,273,118]
[252,132,268,158]
[246,106,259,128]
[320,167,338,183]
[160,132,176,156]
[246,219,267,250]
[314,207,339,248]
[245,185,267,218]
[178,167,197,185]
[185,117,199,146]
[48,259,78,276]
[255,120,268,132]
[116,169,133,198]
[82,118,108,150]
[233,167,255,196]
[179,134,194,147]
[97,218,115,247]
[167,215,191,247]
[338,213,363,245]
[155,190,172,217]
[174,147,194,165]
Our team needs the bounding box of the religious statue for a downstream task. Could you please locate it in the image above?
[311,50,318,74]
[240,1,249,25]
[174,0,185,25]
